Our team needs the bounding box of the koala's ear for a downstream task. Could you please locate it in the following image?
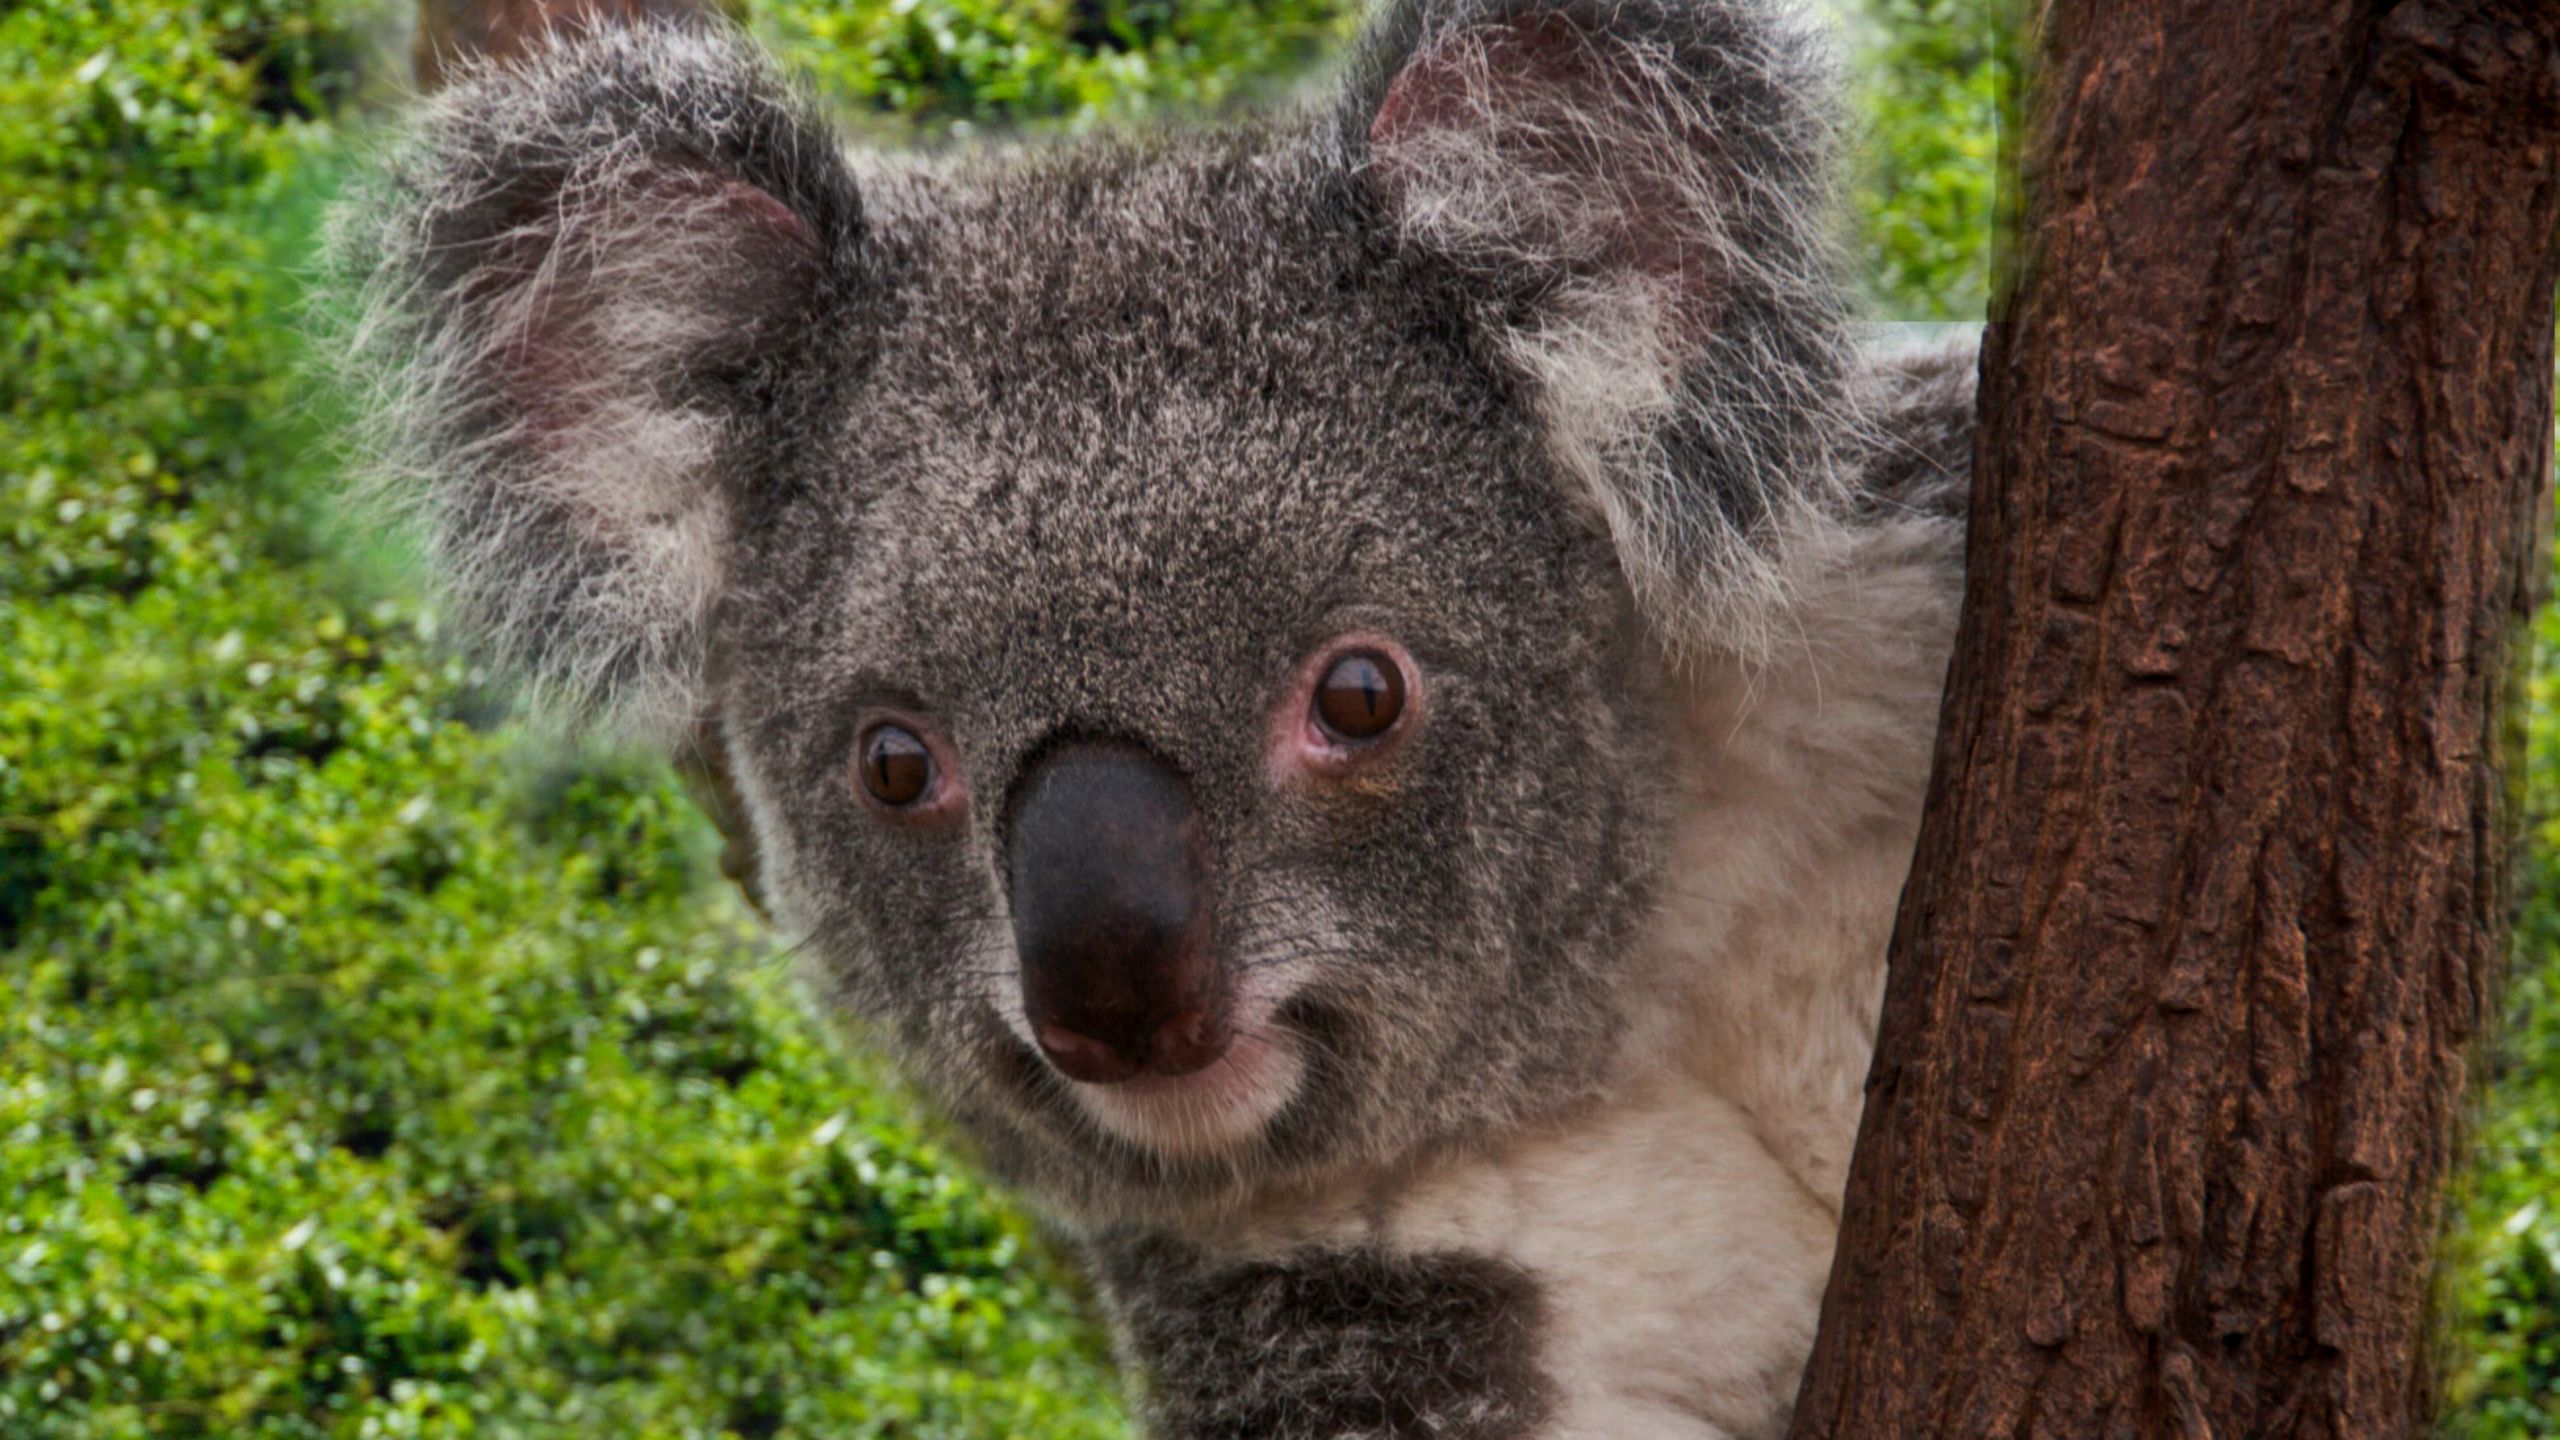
[332,25,863,741]
[1342,0,1854,654]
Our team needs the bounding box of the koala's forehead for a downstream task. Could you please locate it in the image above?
[794,140,1571,689]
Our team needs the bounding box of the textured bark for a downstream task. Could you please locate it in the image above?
[1791,4,2560,1438]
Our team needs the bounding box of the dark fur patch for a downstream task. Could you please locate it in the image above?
[1857,337,1980,521]
[1093,1232,1555,1440]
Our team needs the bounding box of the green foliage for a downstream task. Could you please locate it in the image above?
[1843,0,2007,321]
[759,0,1357,134]
[2440,556,2560,1439]
[2,0,1150,1434]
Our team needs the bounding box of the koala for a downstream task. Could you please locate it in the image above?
[330,1,1978,1435]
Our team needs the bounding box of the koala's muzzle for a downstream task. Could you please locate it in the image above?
[1007,741,1227,1085]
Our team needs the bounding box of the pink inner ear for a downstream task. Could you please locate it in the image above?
[496,166,820,480]
[1370,12,1599,156]
[641,168,819,269]
[700,176,816,254]
[1368,14,1725,329]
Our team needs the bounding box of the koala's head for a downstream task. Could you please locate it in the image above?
[335,0,1850,1219]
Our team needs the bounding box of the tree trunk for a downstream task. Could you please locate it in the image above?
[1791,4,2560,1437]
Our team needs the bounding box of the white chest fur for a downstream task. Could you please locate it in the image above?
[1191,1066,1845,1439]
[1383,1076,1840,1440]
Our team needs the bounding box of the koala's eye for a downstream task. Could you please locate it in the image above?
[1276,636,1421,784]
[857,723,935,808]
[1313,651,1406,742]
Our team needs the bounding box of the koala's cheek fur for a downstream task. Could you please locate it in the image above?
[715,345,1677,1219]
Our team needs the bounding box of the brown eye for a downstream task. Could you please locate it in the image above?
[858,723,934,807]
[1314,650,1405,742]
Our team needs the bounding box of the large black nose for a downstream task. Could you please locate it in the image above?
[1007,741,1228,1085]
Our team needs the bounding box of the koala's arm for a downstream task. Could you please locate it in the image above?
[1858,334,1980,522]
[1094,1234,1564,1440]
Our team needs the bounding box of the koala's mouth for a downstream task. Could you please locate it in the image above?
[995,736,1352,1159]
[1062,1009,1304,1157]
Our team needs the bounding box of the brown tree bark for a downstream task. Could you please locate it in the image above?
[413,0,722,90]
[1791,3,2560,1437]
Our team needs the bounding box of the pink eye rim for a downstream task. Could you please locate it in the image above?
[851,710,968,823]
[1274,633,1424,781]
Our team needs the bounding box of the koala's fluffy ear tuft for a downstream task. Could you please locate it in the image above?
[1340,0,1857,656]
[329,24,864,742]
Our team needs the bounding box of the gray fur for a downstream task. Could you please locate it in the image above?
[1094,1232,1554,1440]
[1332,0,1859,660]
[1854,336,1978,520]
[330,30,872,741]
[327,4,1979,1435]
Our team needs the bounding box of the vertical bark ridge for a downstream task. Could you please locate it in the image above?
[1792,3,2560,1436]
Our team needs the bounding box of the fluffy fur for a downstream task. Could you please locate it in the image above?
[329,5,1980,1436]
[1338,0,1860,662]
[330,29,870,742]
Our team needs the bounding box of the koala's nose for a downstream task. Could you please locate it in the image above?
[1006,740,1229,1085]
